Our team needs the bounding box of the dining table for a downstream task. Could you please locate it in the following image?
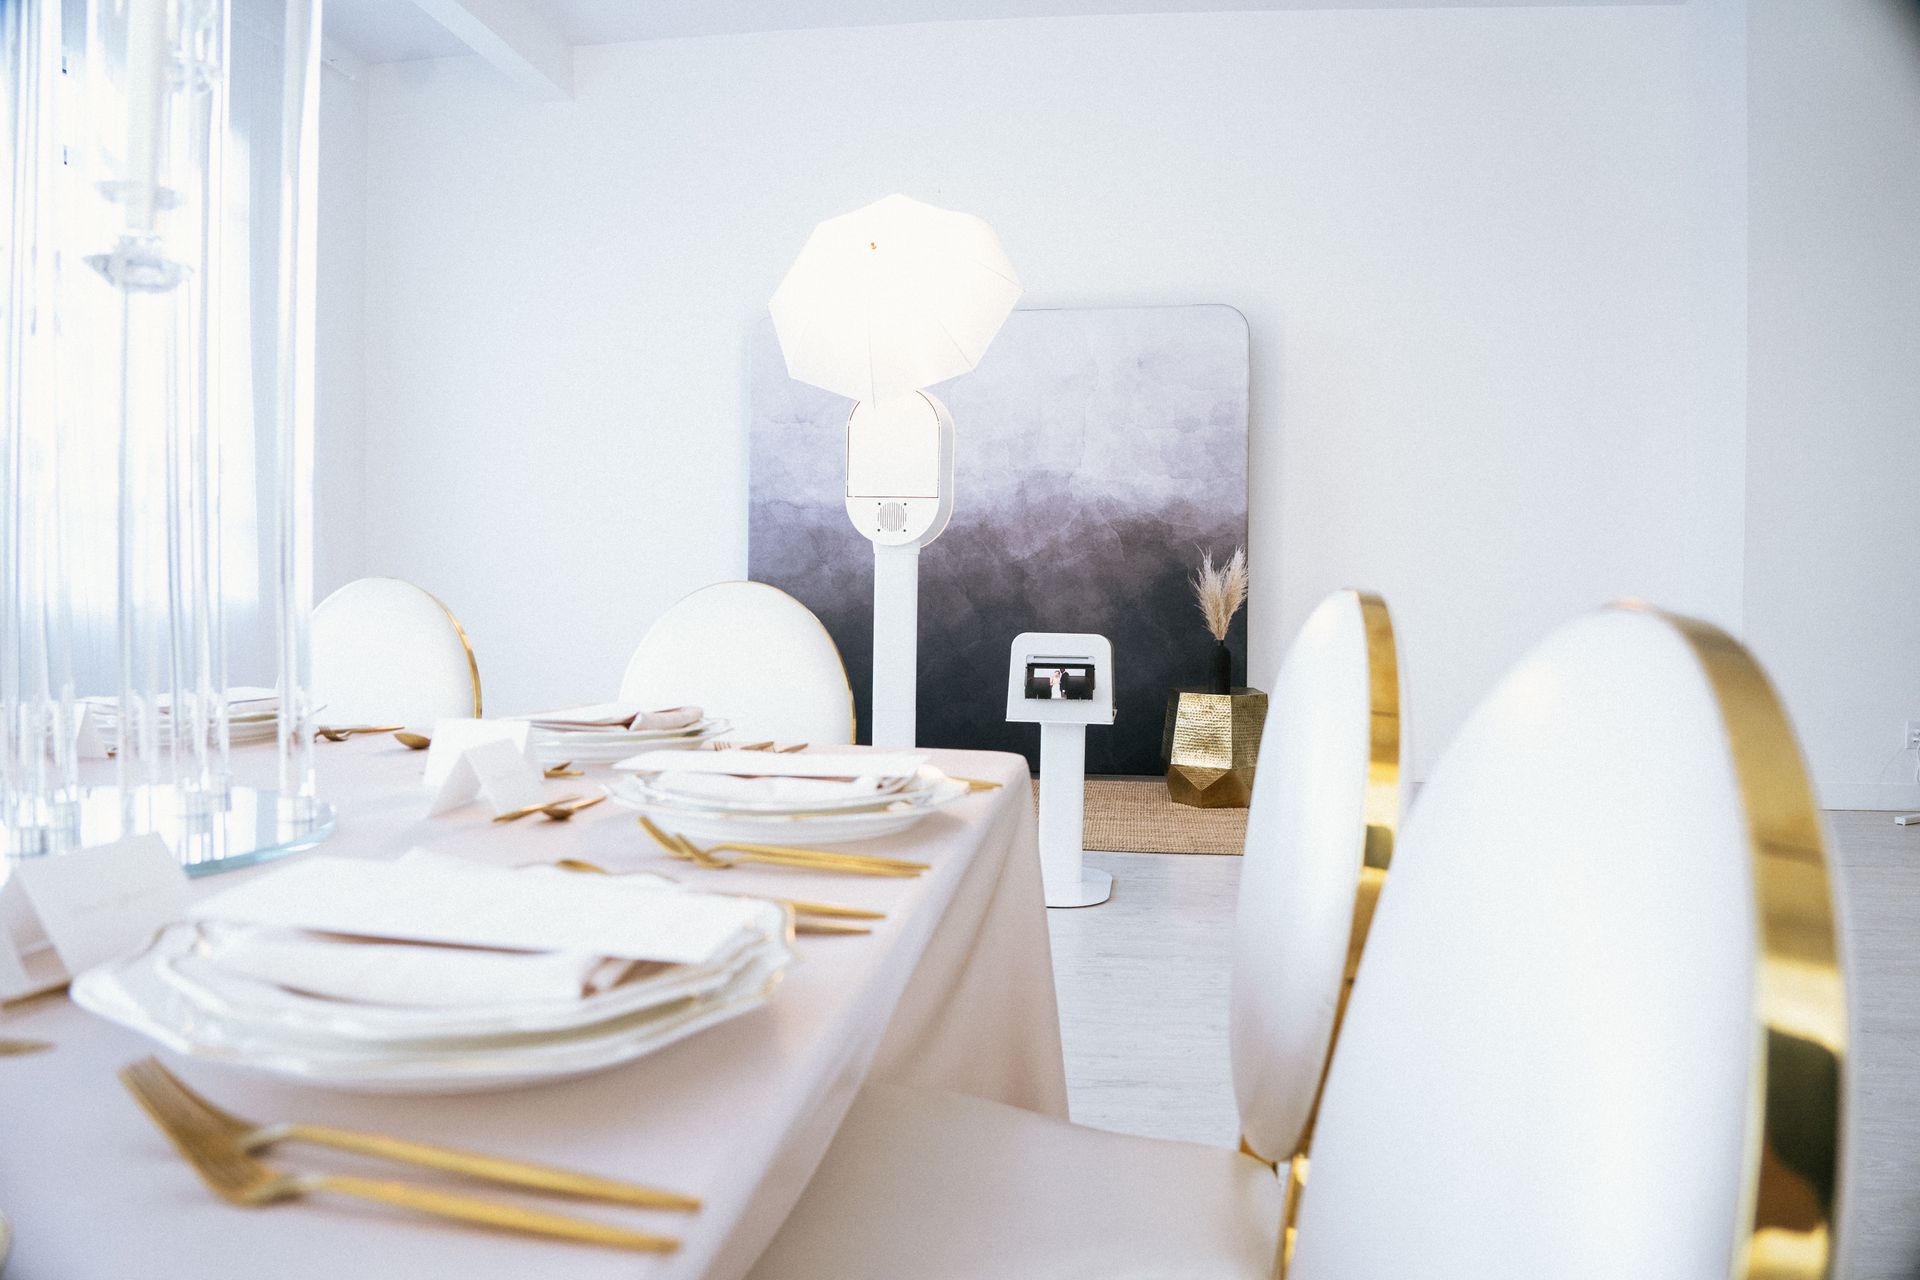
[0,735,1066,1279]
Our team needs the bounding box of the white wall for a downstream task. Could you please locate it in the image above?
[1746,0,1920,811]
[351,3,1749,778]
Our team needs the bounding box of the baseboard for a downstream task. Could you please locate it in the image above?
[1816,779,1920,812]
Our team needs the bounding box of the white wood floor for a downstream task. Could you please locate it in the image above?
[1047,812,1920,1280]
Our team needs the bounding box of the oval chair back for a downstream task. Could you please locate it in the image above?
[312,578,481,727]
[1229,590,1404,1271]
[1291,604,1846,1280]
[619,582,854,746]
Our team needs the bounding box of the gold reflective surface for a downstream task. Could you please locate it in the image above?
[1271,590,1402,1278]
[1164,688,1270,807]
[1638,605,1846,1280]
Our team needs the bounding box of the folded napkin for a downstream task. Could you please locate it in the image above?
[617,749,928,779]
[189,848,766,967]
[648,772,905,807]
[193,921,655,1008]
[517,702,704,732]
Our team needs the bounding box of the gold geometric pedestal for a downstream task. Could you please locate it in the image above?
[1163,687,1269,808]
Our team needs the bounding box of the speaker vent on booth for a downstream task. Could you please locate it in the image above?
[877,502,908,532]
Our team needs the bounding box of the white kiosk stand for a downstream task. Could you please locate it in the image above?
[848,393,955,750]
[1007,632,1115,909]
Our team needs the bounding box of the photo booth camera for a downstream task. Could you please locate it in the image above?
[849,392,956,748]
[1007,632,1116,908]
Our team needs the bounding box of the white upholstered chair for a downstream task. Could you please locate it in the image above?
[746,588,1404,1280]
[310,578,481,727]
[1290,604,1846,1280]
[618,581,854,745]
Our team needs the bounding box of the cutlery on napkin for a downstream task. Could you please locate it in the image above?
[615,749,927,779]
[515,703,704,732]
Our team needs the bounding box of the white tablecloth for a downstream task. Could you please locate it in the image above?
[0,739,1064,1279]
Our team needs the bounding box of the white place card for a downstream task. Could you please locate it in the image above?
[0,835,189,1000]
[73,705,110,760]
[426,734,548,817]
[422,718,535,787]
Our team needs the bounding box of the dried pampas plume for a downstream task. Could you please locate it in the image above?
[1190,546,1248,642]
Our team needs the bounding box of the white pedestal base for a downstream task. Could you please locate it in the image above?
[871,542,920,749]
[1047,865,1114,909]
[1037,721,1114,910]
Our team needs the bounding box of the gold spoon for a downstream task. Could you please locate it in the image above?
[491,794,587,823]
[316,724,404,742]
[394,731,431,750]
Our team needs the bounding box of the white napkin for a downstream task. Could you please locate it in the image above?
[648,772,903,807]
[616,749,928,779]
[517,703,704,732]
[192,921,650,1008]
[189,849,767,966]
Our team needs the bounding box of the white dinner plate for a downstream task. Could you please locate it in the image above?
[71,902,795,1094]
[630,767,930,816]
[154,928,773,1047]
[605,772,971,846]
[533,719,728,764]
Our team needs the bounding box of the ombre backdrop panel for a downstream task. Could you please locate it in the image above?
[749,305,1248,775]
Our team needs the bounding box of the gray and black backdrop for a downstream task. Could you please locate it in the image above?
[748,304,1250,776]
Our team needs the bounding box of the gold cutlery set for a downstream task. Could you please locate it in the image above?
[119,1057,691,1252]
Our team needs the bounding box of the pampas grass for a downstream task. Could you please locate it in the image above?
[1190,546,1248,642]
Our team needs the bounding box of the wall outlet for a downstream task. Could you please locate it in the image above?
[1908,720,1920,751]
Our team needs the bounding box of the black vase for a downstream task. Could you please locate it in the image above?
[1209,640,1233,695]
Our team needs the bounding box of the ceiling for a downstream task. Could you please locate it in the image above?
[322,0,1678,72]
[545,0,1670,46]
[324,0,470,64]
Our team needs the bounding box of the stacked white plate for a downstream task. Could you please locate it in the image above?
[72,850,794,1094]
[511,703,730,766]
[607,750,970,846]
[81,686,282,747]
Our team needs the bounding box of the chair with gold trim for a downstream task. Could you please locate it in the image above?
[744,588,1402,1280]
[311,578,481,727]
[1289,604,1845,1280]
[619,581,855,746]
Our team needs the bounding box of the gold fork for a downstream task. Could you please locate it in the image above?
[118,1060,679,1252]
[634,816,926,870]
[543,762,584,779]
[637,816,924,877]
[130,1058,697,1210]
[0,1037,51,1056]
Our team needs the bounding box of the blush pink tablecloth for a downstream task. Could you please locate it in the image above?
[0,738,1064,1279]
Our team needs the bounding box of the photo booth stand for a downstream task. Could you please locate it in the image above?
[1008,632,1116,909]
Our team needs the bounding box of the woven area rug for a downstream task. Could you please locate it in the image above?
[1031,775,1248,855]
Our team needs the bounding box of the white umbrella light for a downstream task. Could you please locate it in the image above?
[770,193,1023,406]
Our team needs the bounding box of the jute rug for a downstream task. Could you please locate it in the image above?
[1031,775,1247,855]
